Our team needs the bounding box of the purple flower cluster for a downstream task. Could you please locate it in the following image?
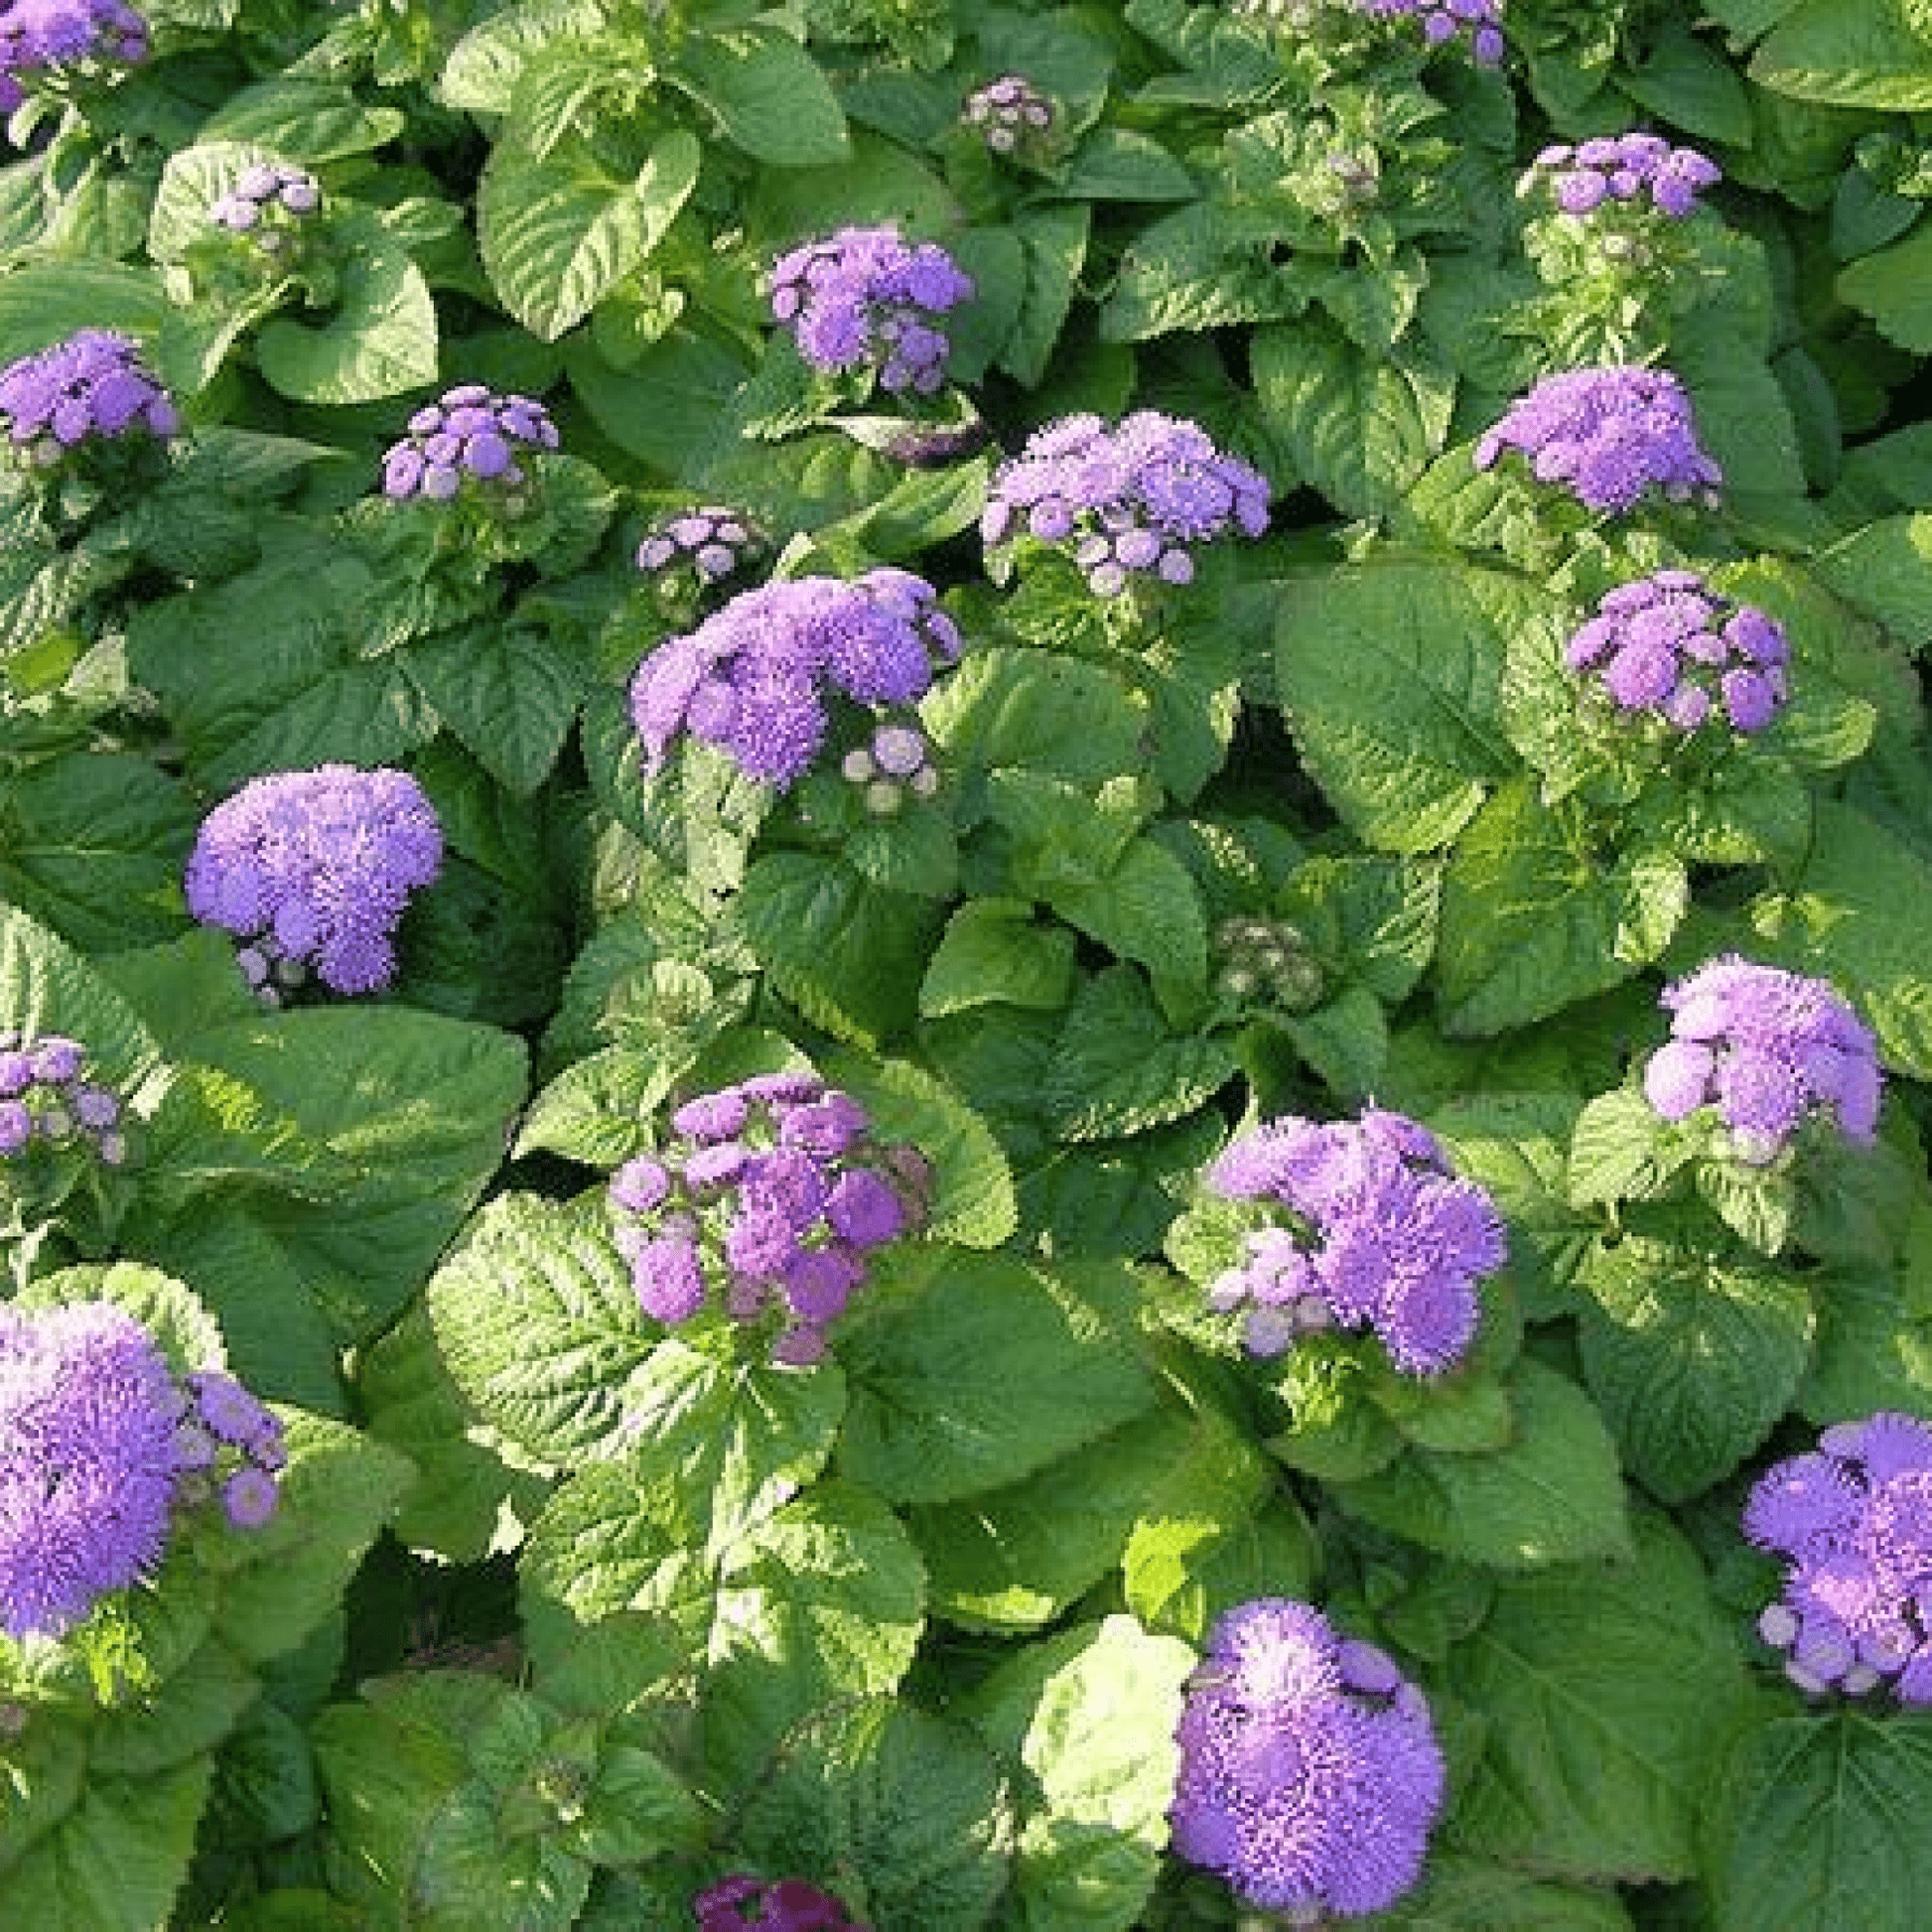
[980,411,1271,596]
[0,1031,126,1166]
[0,1302,279,1642]
[1203,1109,1506,1374]
[635,504,764,588]
[1642,956,1882,1166]
[1565,570,1791,734]
[628,569,962,791]
[768,224,975,395]
[0,0,149,113]
[962,72,1054,156]
[0,328,177,465]
[608,1072,932,1369]
[1356,0,1504,66]
[1473,366,1722,514]
[1523,133,1722,220]
[694,1875,869,1930]
[1170,1598,1446,1917]
[185,764,444,999]
[1745,1413,1932,1704]
[380,382,559,501]
[840,719,940,814]
[210,160,321,249]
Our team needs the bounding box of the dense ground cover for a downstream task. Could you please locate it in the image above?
[7,0,1932,1923]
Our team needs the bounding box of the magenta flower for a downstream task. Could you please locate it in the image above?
[1642,956,1881,1164]
[1203,1109,1505,1374]
[1171,1598,1446,1917]
[1473,365,1722,514]
[694,1873,869,1930]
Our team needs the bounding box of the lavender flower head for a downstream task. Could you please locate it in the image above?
[380,382,559,501]
[1565,570,1790,735]
[767,224,974,396]
[962,72,1055,157]
[1171,1597,1446,1917]
[608,1071,933,1369]
[694,1874,870,1930]
[0,1303,281,1642]
[1473,365,1722,514]
[184,764,444,999]
[1355,0,1504,66]
[1523,133,1722,221]
[1744,1413,1932,1704]
[0,328,177,466]
[0,1029,128,1167]
[0,0,150,113]
[1202,1108,1506,1375]
[628,569,962,791]
[635,504,765,590]
[981,411,1272,597]
[1642,955,1881,1166]
[209,160,322,253]
[840,717,941,816]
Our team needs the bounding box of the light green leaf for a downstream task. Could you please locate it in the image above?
[1447,1511,1754,1882]
[664,28,848,166]
[1752,0,1932,109]
[1568,1087,1692,1208]
[480,128,700,341]
[837,1247,1156,1506]
[1576,1236,1815,1502]
[255,239,439,404]
[1042,836,1209,992]
[1336,1356,1631,1567]
[919,897,1077,1018]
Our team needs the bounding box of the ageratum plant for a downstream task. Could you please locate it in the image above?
[5,0,1932,1926]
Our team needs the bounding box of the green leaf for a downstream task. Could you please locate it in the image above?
[1568,1087,1693,1208]
[665,29,848,166]
[406,625,587,796]
[1251,319,1455,519]
[1041,835,1209,993]
[1705,1708,1932,1930]
[0,901,165,1103]
[1336,1356,1632,1567]
[1576,1237,1815,1502]
[197,77,407,160]
[1436,780,1687,1035]
[0,1760,213,1932]
[836,1247,1156,1506]
[1042,964,1237,1141]
[0,262,171,365]
[1007,1616,1198,1931]
[727,1699,1013,1930]
[1813,513,1932,643]
[479,128,700,341]
[923,644,1150,787]
[919,897,1076,1018]
[255,238,439,405]
[1447,1511,1754,1883]
[739,851,944,1048]
[1752,0,1932,109]
[425,1193,656,1468]
[1383,1854,1635,1928]
[1747,800,1932,1078]
[441,0,612,113]
[1799,1264,1932,1424]
[1002,205,1091,388]
[1273,559,1514,853]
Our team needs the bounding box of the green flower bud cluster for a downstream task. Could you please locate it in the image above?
[1214,916,1327,1016]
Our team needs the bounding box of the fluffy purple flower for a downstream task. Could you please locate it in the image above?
[0,0,148,103]
[768,224,974,396]
[1523,134,1722,221]
[1746,1414,1932,1703]
[184,764,444,998]
[635,504,765,588]
[627,570,961,791]
[694,1874,869,1930]
[1355,0,1503,64]
[0,1030,127,1166]
[962,72,1055,157]
[209,159,322,248]
[1203,1109,1505,1374]
[1642,955,1882,1164]
[1565,571,1790,735]
[379,382,559,499]
[0,1301,189,1639]
[982,411,1271,596]
[0,328,177,464]
[1171,1597,1446,1917]
[606,1075,930,1368]
[1473,366,1722,514]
